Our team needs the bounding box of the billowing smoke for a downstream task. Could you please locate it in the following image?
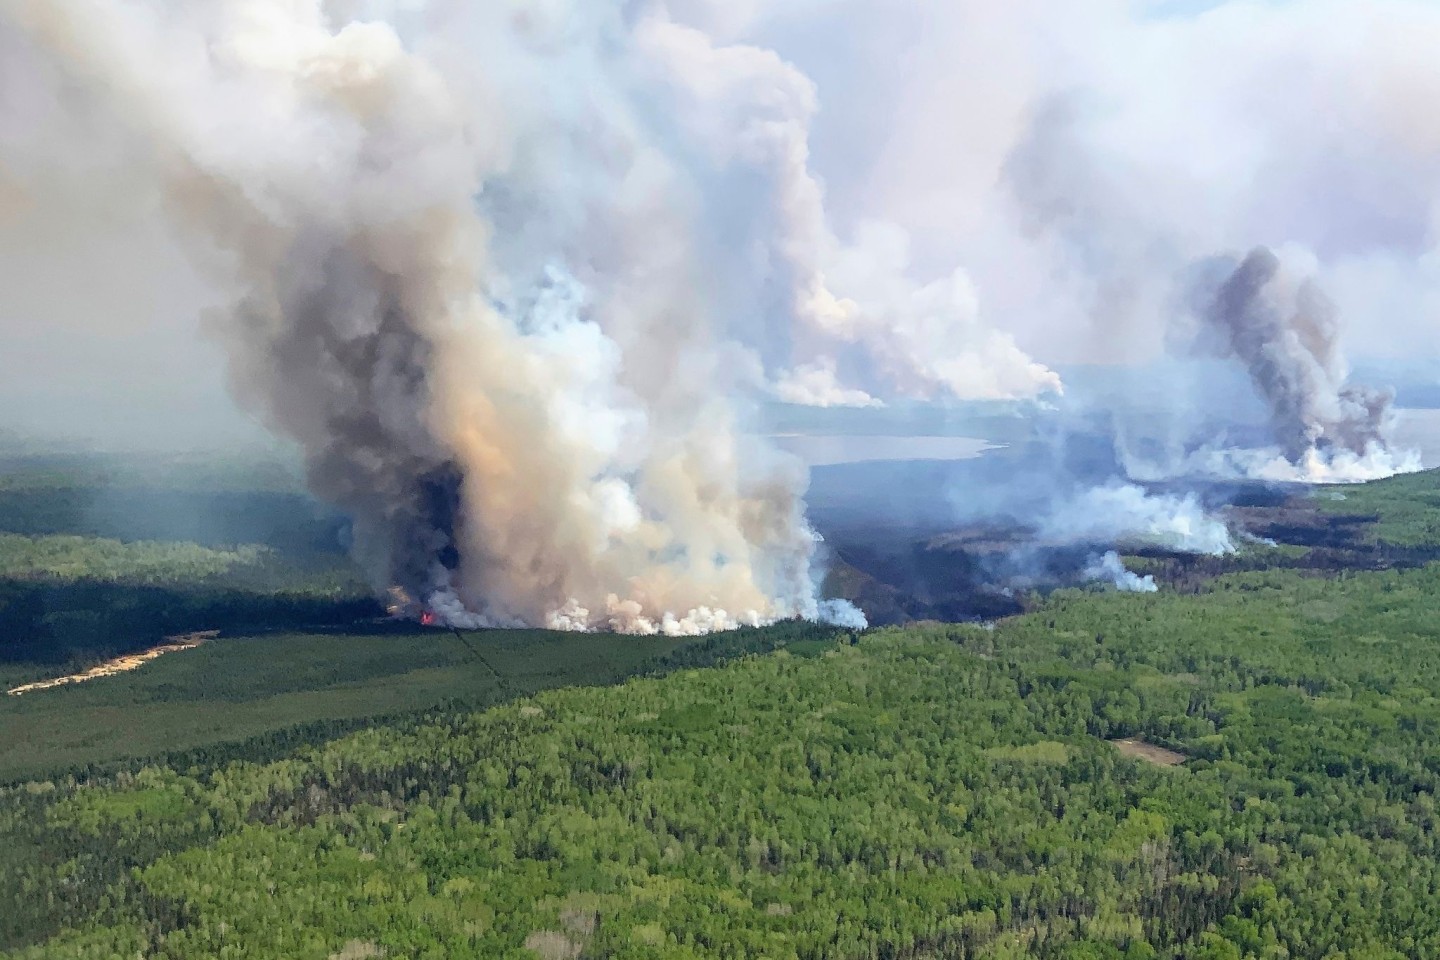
[1042,484,1235,558]
[814,598,870,631]
[0,0,880,634]
[774,359,883,410]
[649,0,1434,570]
[1180,247,1419,482]
[6,0,1438,631]
[1084,552,1157,595]
[634,16,1063,404]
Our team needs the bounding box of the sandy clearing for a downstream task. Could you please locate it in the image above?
[6,632,219,696]
[1109,738,1188,767]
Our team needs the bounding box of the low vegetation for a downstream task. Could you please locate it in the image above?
[0,623,834,783]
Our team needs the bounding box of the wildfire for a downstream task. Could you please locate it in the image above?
[420,611,437,627]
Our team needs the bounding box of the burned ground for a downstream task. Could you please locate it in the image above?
[818,470,1440,626]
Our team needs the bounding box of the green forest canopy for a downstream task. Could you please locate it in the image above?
[4,561,1440,959]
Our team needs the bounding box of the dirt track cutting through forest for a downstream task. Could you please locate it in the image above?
[6,632,218,696]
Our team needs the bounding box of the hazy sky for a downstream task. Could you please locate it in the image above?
[2,0,1438,450]
[0,203,266,449]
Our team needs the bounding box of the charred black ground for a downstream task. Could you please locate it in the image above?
[813,449,1440,626]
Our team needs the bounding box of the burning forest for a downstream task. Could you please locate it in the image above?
[1,0,1432,633]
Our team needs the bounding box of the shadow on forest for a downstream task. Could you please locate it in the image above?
[0,579,383,664]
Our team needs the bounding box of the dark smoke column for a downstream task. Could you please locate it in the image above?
[231,253,468,608]
[3,0,844,634]
[1200,246,1402,472]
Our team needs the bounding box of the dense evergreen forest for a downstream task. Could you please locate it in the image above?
[1,457,1438,958]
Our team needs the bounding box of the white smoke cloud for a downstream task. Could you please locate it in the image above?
[637,0,1438,490]
[5,0,1439,634]
[0,0,850,633]
[773,0,1440,369]
[774,358,883,409]
[696,0,1440,428]
[635,12,1062,403]
[1172,445,1425,487]
[815,598,868,631]
[1043,484,1235,557]
[1084,551,1158,594]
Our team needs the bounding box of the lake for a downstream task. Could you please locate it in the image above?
[772,434,998,467]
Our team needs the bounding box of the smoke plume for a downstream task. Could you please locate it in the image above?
[0,0,879,633]
[6,0,1439,632]
[1183,247,1418,482]
[1084,552,1157,594]
[634,16,1063,404]
[774,359,884,410]
[1042,484,1235,558]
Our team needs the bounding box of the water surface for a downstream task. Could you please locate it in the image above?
[772,435,996,468]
